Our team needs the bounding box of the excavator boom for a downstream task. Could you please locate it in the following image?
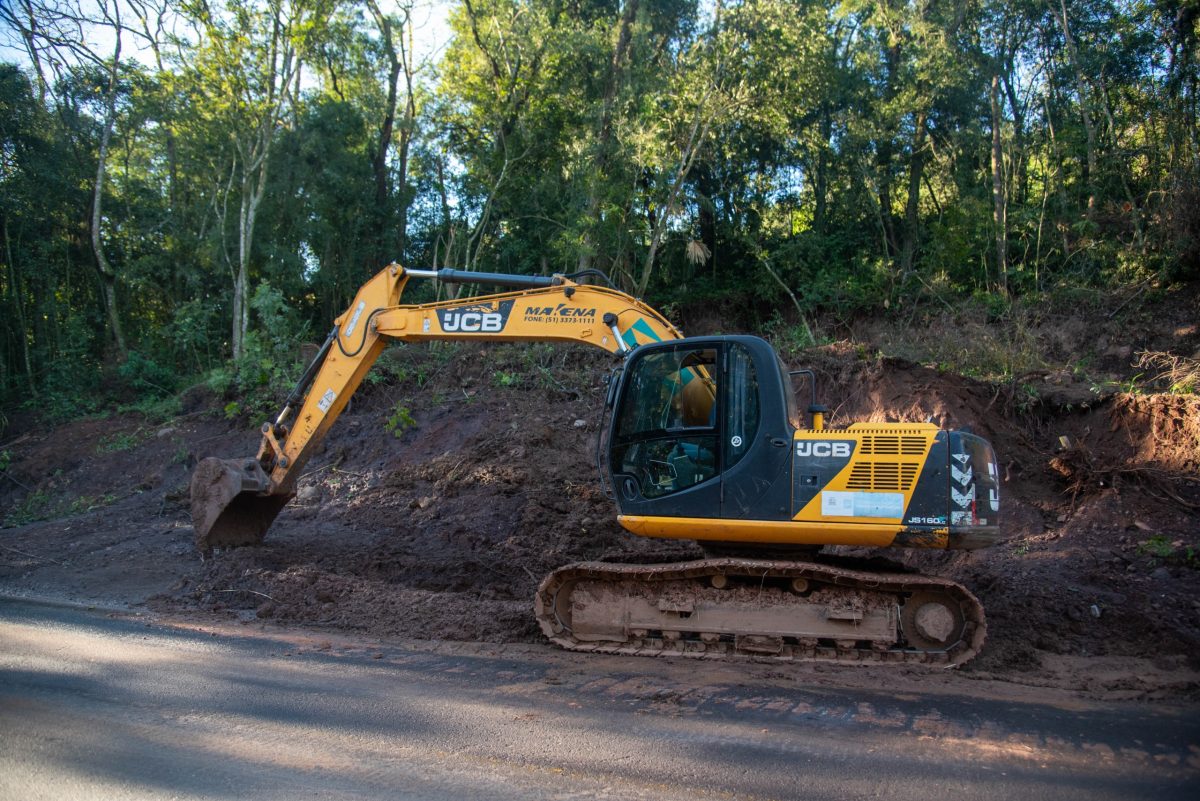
[191,264,681,551]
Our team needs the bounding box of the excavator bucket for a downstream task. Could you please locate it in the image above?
[190,457,292,552]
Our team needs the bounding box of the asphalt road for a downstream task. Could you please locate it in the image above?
[1,598,1196,801]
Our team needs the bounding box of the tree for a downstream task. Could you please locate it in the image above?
[1,0,154,359]
[364,0,417,267]
[1,0,1196,413]
[182,0,334,359]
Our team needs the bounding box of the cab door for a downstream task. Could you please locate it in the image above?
[608,342,723,519]
[719,339,794,521]
[607,336,794,523]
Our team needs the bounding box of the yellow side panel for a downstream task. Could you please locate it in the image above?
[792,423,939,525]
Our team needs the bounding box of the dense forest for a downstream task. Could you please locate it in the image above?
[0,0,1196,418]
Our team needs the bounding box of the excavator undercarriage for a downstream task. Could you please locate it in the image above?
[536,558,986,666]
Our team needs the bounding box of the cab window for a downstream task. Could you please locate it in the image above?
[612,347,718,499]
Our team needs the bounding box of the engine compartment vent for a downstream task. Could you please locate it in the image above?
[860,435,930,456]
[846,462,921,491]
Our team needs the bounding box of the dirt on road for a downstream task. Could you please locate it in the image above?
[2,330,1198,703]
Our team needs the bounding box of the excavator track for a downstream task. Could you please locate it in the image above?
[535,558,986,667]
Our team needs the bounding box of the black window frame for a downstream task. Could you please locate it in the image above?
[722,341,760,470]
[610,342,723,499]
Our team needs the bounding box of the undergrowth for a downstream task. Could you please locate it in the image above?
[3,490,119,528]
[1134,352,1199,395]
[96,430,147,454]
[384,403,417,437]
[1138,535,1200,569]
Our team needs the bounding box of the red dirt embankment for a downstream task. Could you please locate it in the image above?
[1,343,1197,700]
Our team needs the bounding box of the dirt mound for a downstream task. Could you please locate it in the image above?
[1,341,1197,699]
[841,282,1200,394]
[174,362,702,640]
[183,345,1200,682]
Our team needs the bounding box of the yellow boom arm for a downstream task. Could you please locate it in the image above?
[191,264,681,550]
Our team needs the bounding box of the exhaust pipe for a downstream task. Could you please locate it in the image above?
[190,457,293,552]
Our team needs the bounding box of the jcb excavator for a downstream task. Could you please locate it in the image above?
[191,264,1001,666]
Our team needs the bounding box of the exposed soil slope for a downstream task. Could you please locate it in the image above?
[1,341,1197,701]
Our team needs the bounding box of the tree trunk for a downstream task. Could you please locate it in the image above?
[1000,62,1028,206]
[1043,91,1071,256]
[694,162,718,271]
[876,39,902,266]
[228,7,300,361]
[232,150,271,361]
[899,108,927,275]
[991,74,1008,292]
[232,189,249,361]
[3,215,35,395]
[14,0,49,103]
[1097,69,1145,248]
[578,0,640,273]
[90,23,126,359]
[1051,0,1098,223]
[367,0,403,269]
[637,103,715,296]
[395,13,416,259]
[814,106,832,235]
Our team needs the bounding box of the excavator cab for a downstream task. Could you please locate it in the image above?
[607,336,794,524]
[606,335,1002,552]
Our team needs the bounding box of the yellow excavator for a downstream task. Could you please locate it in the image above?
[191,264,1001,666]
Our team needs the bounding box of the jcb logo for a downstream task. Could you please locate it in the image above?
[438,300,513,334]
[796,441,853,458]
[441,311,504,332]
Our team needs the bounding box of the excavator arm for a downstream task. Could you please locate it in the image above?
[190,263,682,551]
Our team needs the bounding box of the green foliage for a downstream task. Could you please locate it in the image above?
[117,394,183,423]
[870,297,1049,382]
[1013,383,1041,415]
[493,370,520,388]
[1138,536,1199,569]
[482,343,588,395]
[0,0,1195,421]
[363,349,432,388]
[384,403,417,438]
[97,430,145,454]
[220,281,311,421]
[1117,374,1148,395]
[2,489,117,528]
[2,489,54,527]
[27,317,107,421]
[761,312,820,357]
[169,300,221,374]
[117,352,176,397]
[205,367,235,396]
[1134,352,1200,396]
[1139,535,1175,560]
